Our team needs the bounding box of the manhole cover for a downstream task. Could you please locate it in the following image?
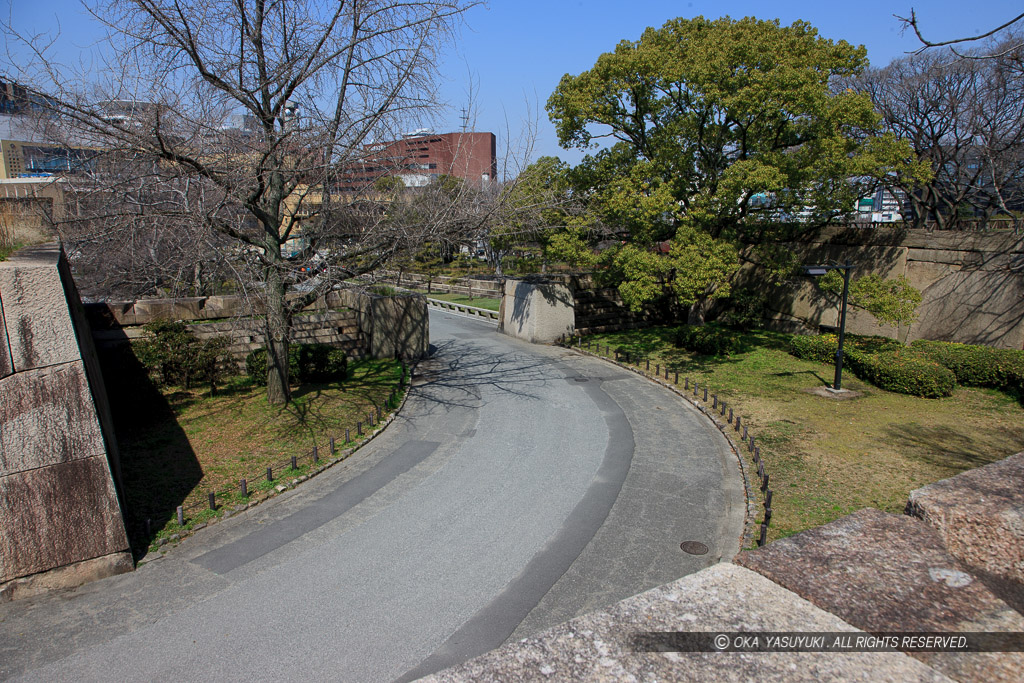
[680,541,709,555]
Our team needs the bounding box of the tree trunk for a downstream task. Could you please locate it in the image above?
[265,264,291,405]
[687,298,710,326]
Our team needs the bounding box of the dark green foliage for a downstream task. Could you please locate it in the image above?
[717,289,768,330]
[295,344,349,383]
[789,333,839,365]
[911,340,1024,394]
[673,324,742,356]
[849,349,956,399]
[245,344,348,386]
[133,320,230,389]
[789,332,955,398]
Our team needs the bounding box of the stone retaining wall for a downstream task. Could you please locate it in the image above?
[752,227,1024,349]
[85,287,429,364]
[0,244,132,601]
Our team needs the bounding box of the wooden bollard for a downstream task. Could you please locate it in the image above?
[266,466,273,482]
[313,446,319,463]
[758,524,768,546]
[291,455,297,470]
[177,506,184,526]
[208,492,216,510]
[240,478,248,497]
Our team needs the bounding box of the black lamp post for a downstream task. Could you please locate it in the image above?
[802,263,853,391]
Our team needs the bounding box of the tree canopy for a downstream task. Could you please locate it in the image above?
[546,16,923,319]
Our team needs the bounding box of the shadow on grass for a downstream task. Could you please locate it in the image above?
[883,422,1024,473]
[98,346,202,560]
[600,325,795,375]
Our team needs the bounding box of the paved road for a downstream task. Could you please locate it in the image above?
[0,309,745,682]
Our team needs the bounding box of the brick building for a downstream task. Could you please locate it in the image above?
[338,130,497,193]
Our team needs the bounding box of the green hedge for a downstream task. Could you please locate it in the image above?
[849,348,956,398]
[789,333,839,365]
[910,340,1024,394]
[246,344,349,386]
[673,324,742,356]
[789,333,954,398]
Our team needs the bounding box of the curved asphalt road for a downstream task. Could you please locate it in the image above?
[0,309,745,682]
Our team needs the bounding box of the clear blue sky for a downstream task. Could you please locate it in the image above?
[5,1,1023,172]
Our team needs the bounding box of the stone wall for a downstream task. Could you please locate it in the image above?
[518,229,1024,348]
[85,287,428,363]
[499,279,576,344]
[0,244,132,601]
[751,227,1024,348]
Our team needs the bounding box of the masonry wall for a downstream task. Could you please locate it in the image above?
[751,227,1024,349]
[0,244,132,599]
[531,230,1024,348]
[85,287,429,363]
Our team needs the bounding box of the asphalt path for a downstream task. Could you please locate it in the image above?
[0,309,745,682]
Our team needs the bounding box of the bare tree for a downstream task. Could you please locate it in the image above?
[896,8,1024,58]
[856,37,1024,230]
[7,0,478,404]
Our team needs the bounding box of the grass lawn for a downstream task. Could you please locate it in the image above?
[580,327,1024,544]
[418,290,501,311]
[113,359,406,549]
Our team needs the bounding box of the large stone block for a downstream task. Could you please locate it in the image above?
[0,298,11,379]
[907,452,1024,589]
[365,294,428,360]
[908,267,1024,348]
[0,244,80,371]
[500,279,575,344]
[736,508,1024,682]
[423,563,947,683]
[0,361,106,475]
[0,456,129,583]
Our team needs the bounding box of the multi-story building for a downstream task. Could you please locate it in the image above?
[338,130,497,193]
[855,188,907,223]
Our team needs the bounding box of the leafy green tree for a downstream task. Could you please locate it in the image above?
[546,16,925,321]
[817,270,923,329]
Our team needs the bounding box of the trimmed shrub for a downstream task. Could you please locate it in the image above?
[789,333,839,364]
[673,324,742,356]
[133,320,231,389]
[789,333,902,366]
[246,344,348,386]
[295,344,349,383]
[850,349,956,398]
[911,340,1024,394]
